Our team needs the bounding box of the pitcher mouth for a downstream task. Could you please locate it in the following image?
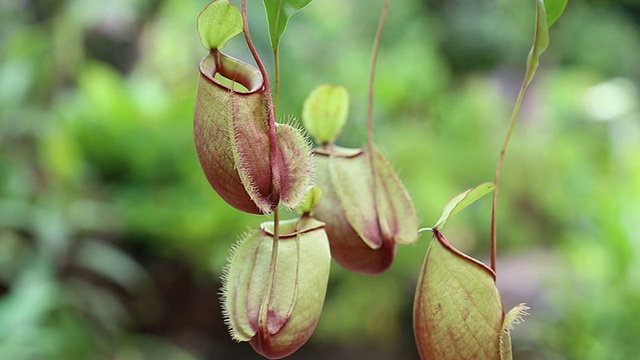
[313,145,364,158]
[199,50,264,94]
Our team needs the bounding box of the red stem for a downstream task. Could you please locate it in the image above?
[240,0,281,198]
[367,0,390,150]
[365,0,391,238]
[489,2,542,273]
[240,1,281,346]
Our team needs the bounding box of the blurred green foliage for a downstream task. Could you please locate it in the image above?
[1,0,639,359]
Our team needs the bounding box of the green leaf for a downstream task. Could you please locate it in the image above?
[433,182,495,230]
[500,304,530,360]
[263,0,313,49]
[413,230,503,360]
[544,0,568,28]
[197,0,243,50]
[302,84,349,144]
[524,0,551,87]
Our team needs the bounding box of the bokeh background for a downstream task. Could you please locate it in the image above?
[1,0,639,359]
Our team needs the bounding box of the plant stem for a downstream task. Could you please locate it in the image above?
[241,0,281,198]
[364,0,390,234]
[274,47,281,113]
[490,0,548,273]
[367,0,390,150]
[490,67,535,273]
[240,2,281,341]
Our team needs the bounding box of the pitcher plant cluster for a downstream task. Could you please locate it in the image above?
[192,0,567,359]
